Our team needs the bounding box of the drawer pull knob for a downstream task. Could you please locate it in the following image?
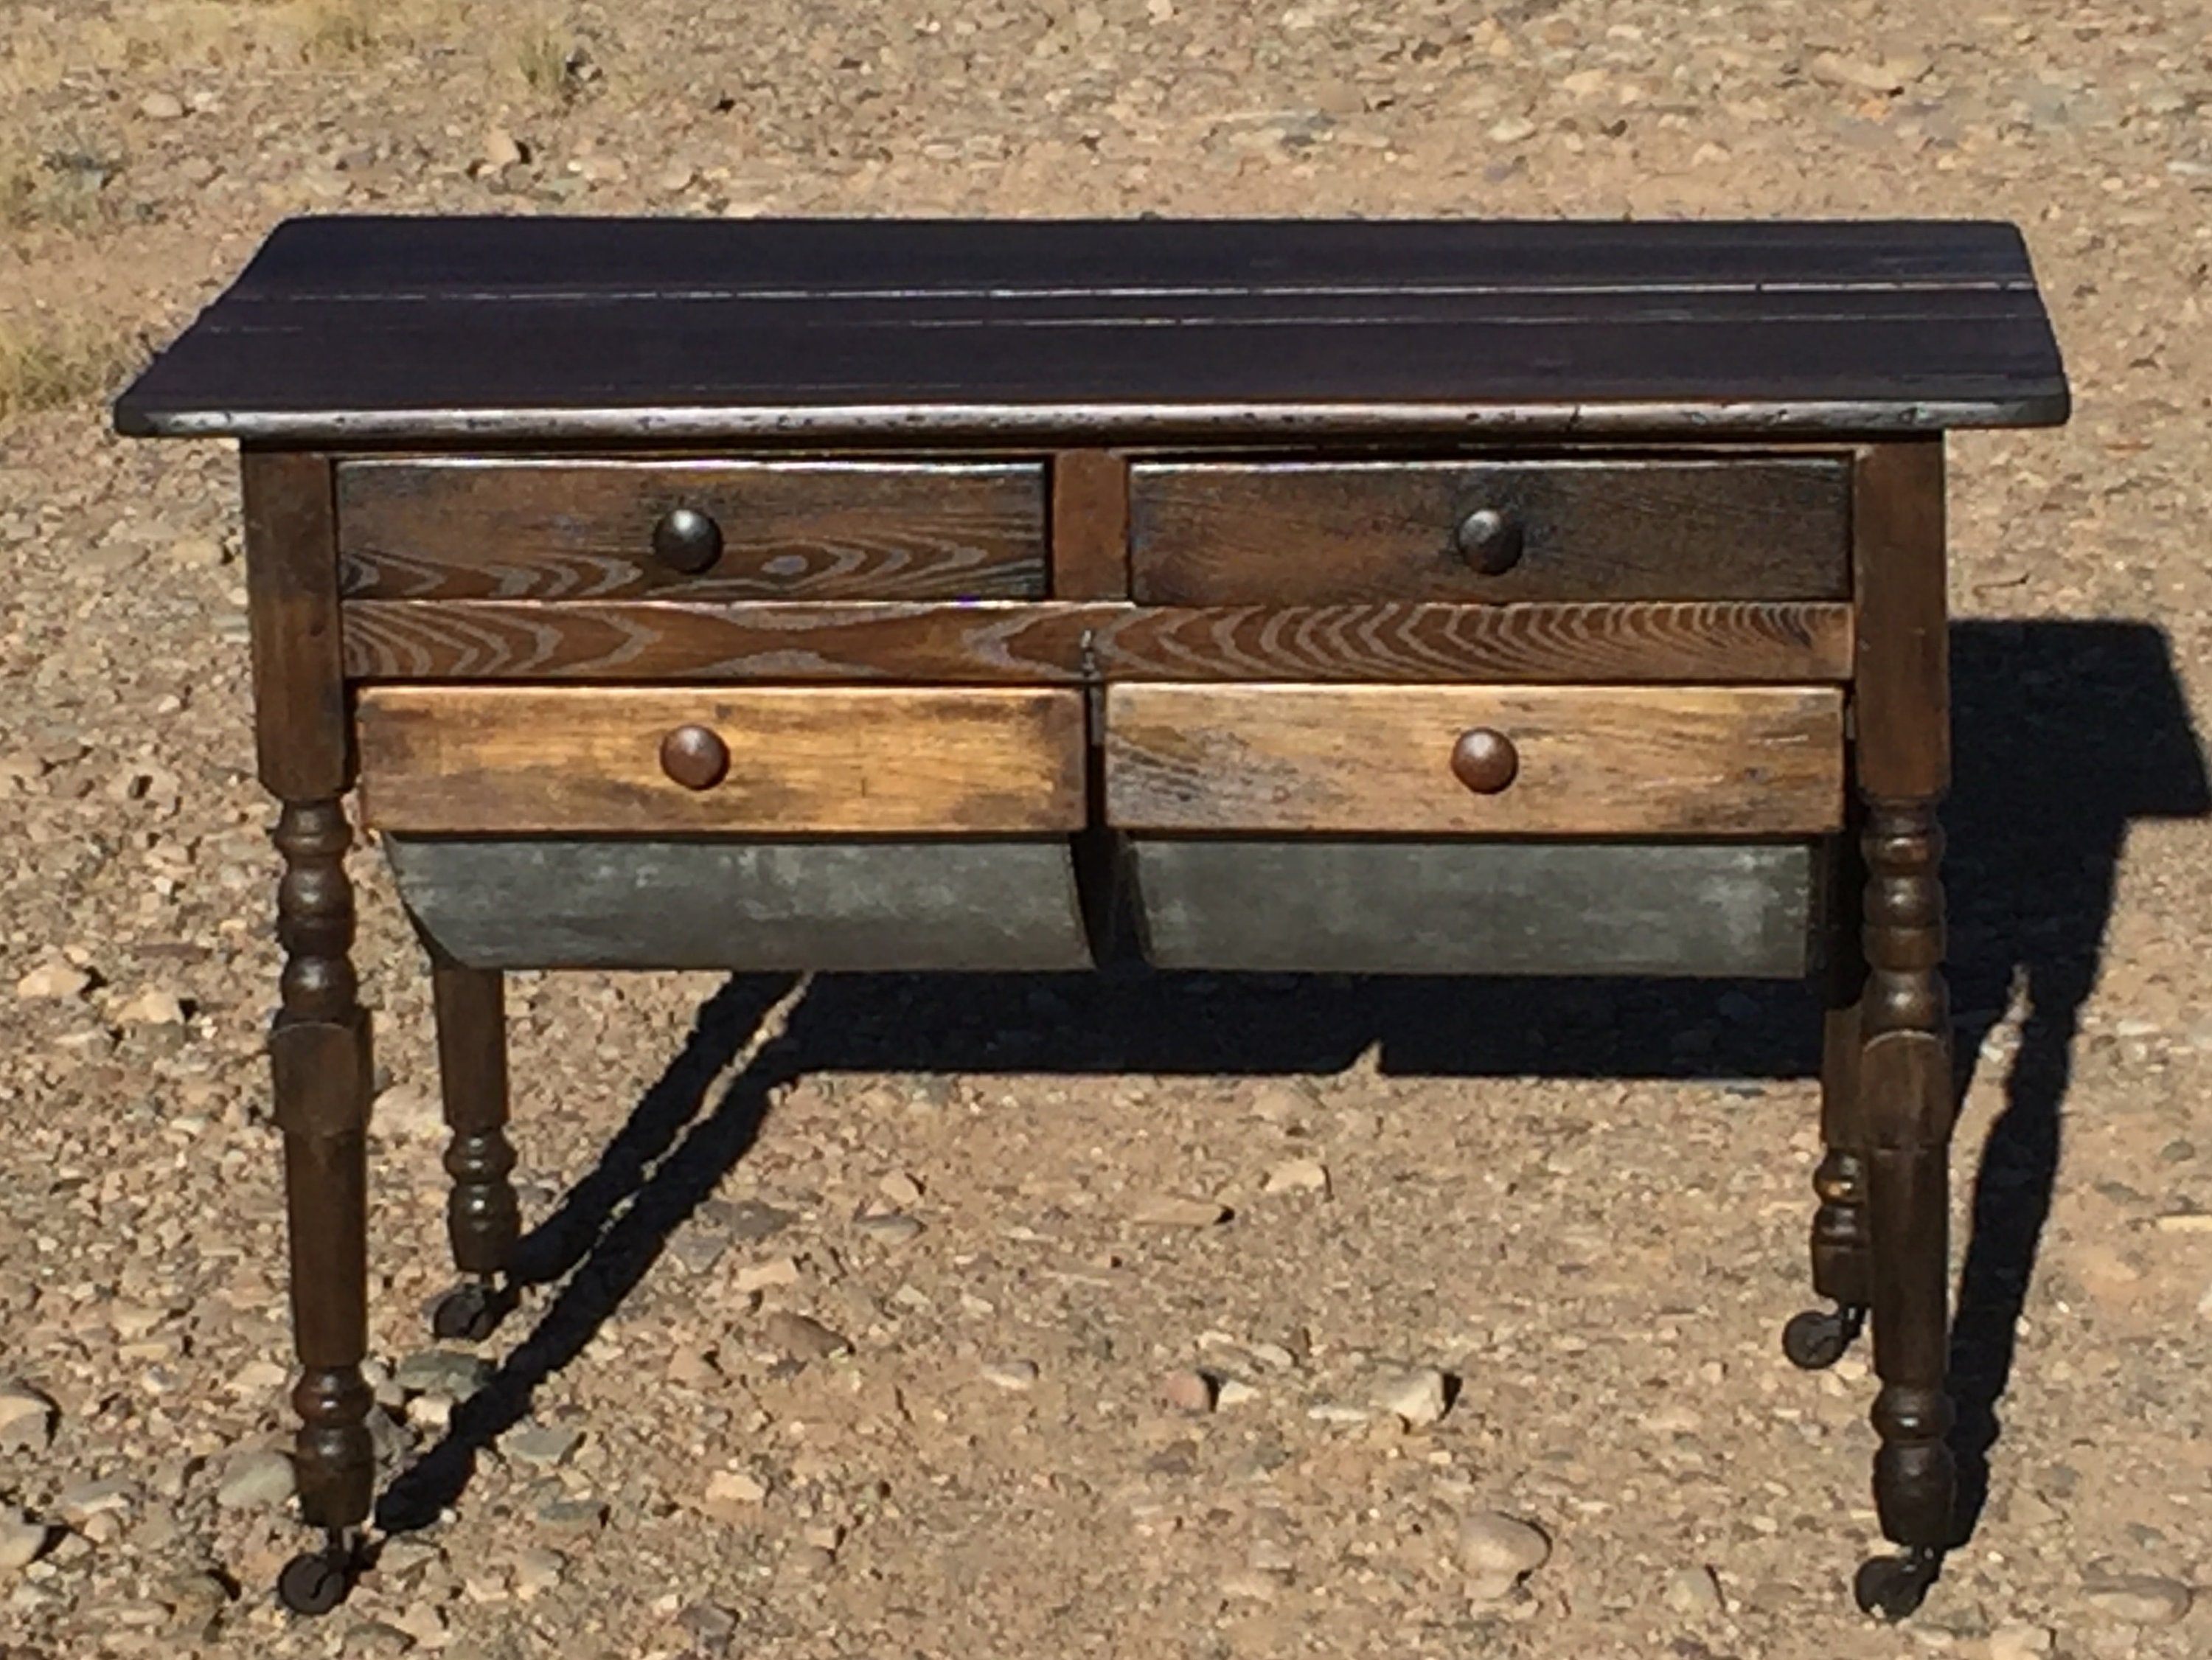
[651,507,724,574]
[659,723,730,790]
[1453,507,1523,574]
[1450,728,1520,793]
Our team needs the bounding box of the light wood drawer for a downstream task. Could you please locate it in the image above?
[1104,684,1845,835]
[357,687,1086,834]
[337,458,1048,601]
[1127,455,1850,605]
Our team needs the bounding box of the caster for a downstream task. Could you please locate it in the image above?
[429,1279,504,1342]
[1781,1304,1864,1371]
[1854,1547,1940,1621]
[276,1540,354,1617]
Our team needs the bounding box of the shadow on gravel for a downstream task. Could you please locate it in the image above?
[380,619,2206,1549]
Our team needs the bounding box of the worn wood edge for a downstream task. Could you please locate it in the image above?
[341,599,1857,683]
[1851,441,1949,798]
[241,451,350,797]
[120,392,2074,445]
[1048,449,1130,600]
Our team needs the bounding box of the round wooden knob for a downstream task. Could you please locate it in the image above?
[1450,728,1519,793]
[651,507,723,574]
[1453,506,1523,575]
[659,723,729,790]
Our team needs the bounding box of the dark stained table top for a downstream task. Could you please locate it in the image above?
[113,215,2069,444]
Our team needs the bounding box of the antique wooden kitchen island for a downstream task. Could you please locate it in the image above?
[112,215,2067,1619]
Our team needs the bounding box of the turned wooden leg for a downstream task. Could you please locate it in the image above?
[271,801,376,1551]
[1786,825,1874,1370]
[428,959,519,1341]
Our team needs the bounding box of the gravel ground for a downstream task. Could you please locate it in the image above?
[4,3,2212,1657]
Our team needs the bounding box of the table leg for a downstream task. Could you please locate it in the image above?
[428,959,520,1341]
[271,798,376,1615]
[1784,827,1872,1370]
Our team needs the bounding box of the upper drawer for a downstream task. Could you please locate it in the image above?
[356,686,1086,834]
[1105,684,1844,836]
[337,459,1048,600]
[1128,456,1851,605]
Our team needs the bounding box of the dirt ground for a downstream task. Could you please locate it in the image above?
[4,2,2212,1657]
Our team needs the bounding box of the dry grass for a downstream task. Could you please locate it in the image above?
[0,316,131,420]
[0,140,116,233]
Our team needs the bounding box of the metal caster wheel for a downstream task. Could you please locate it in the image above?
[276,1545,352,1617]
[1781,1305,1864,1371]
[429,1279,504,1342]
[1854,1548,1939,1621]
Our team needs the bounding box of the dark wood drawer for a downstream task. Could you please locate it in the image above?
[1104,683,1845,836]
[1127,455,1851,605]
[337,458,1048,601]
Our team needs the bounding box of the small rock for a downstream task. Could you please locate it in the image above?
[347,1619,418,1656]
[654,164,698,198]
[0,1387,56,1451]
[408,1392,454,1432]
[512,1548,564,1600]
[878,1171,925,1206]
[394,1350,493,1397]
[702,1469,768,1517]
[163,535,226,567]
[2081,1573,2191,1626]
[501,1423,582,1470]
[2152,1212,2212,1234]
[1987,1624,2056,1660]
[1458,1510,1551,1600]
[735,1256,800,1293]
[533,1497,607,1534]
[854,1214,924,1246]
[116,987,187,1027]
[55,1476,133,1525]
[677,1602,737,1653]
[709,1198,796,1241]
[139,91,187,119]
[15,963,91,1000]
[1262,1159,1329,1196]
[482,126,524,169]
[1370,1368,1449,1426]
[1663,1565,1725,1615]
[782,1543,836,1577]
[982,1359,1039,1391]
[1130,1193,1230,1227]
[1220,1568,1287,1600]
[215,1448,295,1511]
[1246,1081,1312,1122]
[1216,1379,1260,1408]
[761,1310,850,1362]
[666,1229,728,1274]
[372,1084,444,1142]
[1809,51,1926,94]
[1488,116,1537,144]
[0,1507,53,1571]
[158,1570,230,1639]
[1161,1370,1215,1413]
[2001,1484,2062,1529]
[1307,1403,1371,1425]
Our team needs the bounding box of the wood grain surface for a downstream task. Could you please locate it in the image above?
[1851,442,1950,799]
[355,686,1087,833]
[342,599,1853,684]
[1129,455,1851,604]
[1049,450,1130,599]
[336,458,1047,600]
[241,451,350,798]
[1105,684,1845,834]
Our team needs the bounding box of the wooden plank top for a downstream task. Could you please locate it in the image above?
[113,215,2068,444]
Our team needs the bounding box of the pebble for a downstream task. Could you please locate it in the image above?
[158,1570,230,1639]
[1488,116,1537,144]
[347,1619,419,1656]
[0,1507,52,1571]
[501,1423,582,1470]
[2081,1573,2191,1625]
[1307,1403,1371,1425]
[1458,1511,1551,1600]
[214,1447,295,1511]
[482,126,525,170]
[138,91,187,119]
[395,1350,493,1397]
[1130,1193,1230,1226]
[372,1083,444,1142]
[709,1198,796,1241]
[116,987,187,1027]
[0,1387,56,1451]
[678,1602,738,1653]
[15,963,91,1000]
[667,1229,729,1274]
[1987,1624,2056,1660]
[702,1469,768,1518]
[512,1548,564,1600]
[1368,1367,1449,1426]
[1810,52,1924,94]
[533,1497,608,1534]
[1161,1369,1215,1413]
[55,1476,133,1525]
[982,1359,1040,1391]
[878,1170,925,1206]
[654,164,698,198]
[1262,1158,1329,1196]
[735,1256,801,1293]
[1663,1564,1725,1615]
[761,1310,851,1361]
[855,1213,924,1246]
[1216,1379,1260,1408]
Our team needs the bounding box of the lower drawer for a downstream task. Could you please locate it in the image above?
[385,836,1094,971]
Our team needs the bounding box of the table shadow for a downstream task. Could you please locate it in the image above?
[376,617,2208,1550]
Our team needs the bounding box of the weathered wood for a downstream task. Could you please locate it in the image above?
[335,458,1048,601]
[430,962,518,1280]
[387,836,1095,970]
[1130,456,1851,605]
[1812,820,1873,1308]
[271,799,374,1530]
[1105,684,1846,836]
[1127,838,1818,976]
[342,598,1855,684]
[114,218,2070,442]
[241,451,349,799]
[1853,442,1950,800]
[1049,450,1129,599]
[356,686,1088,834]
